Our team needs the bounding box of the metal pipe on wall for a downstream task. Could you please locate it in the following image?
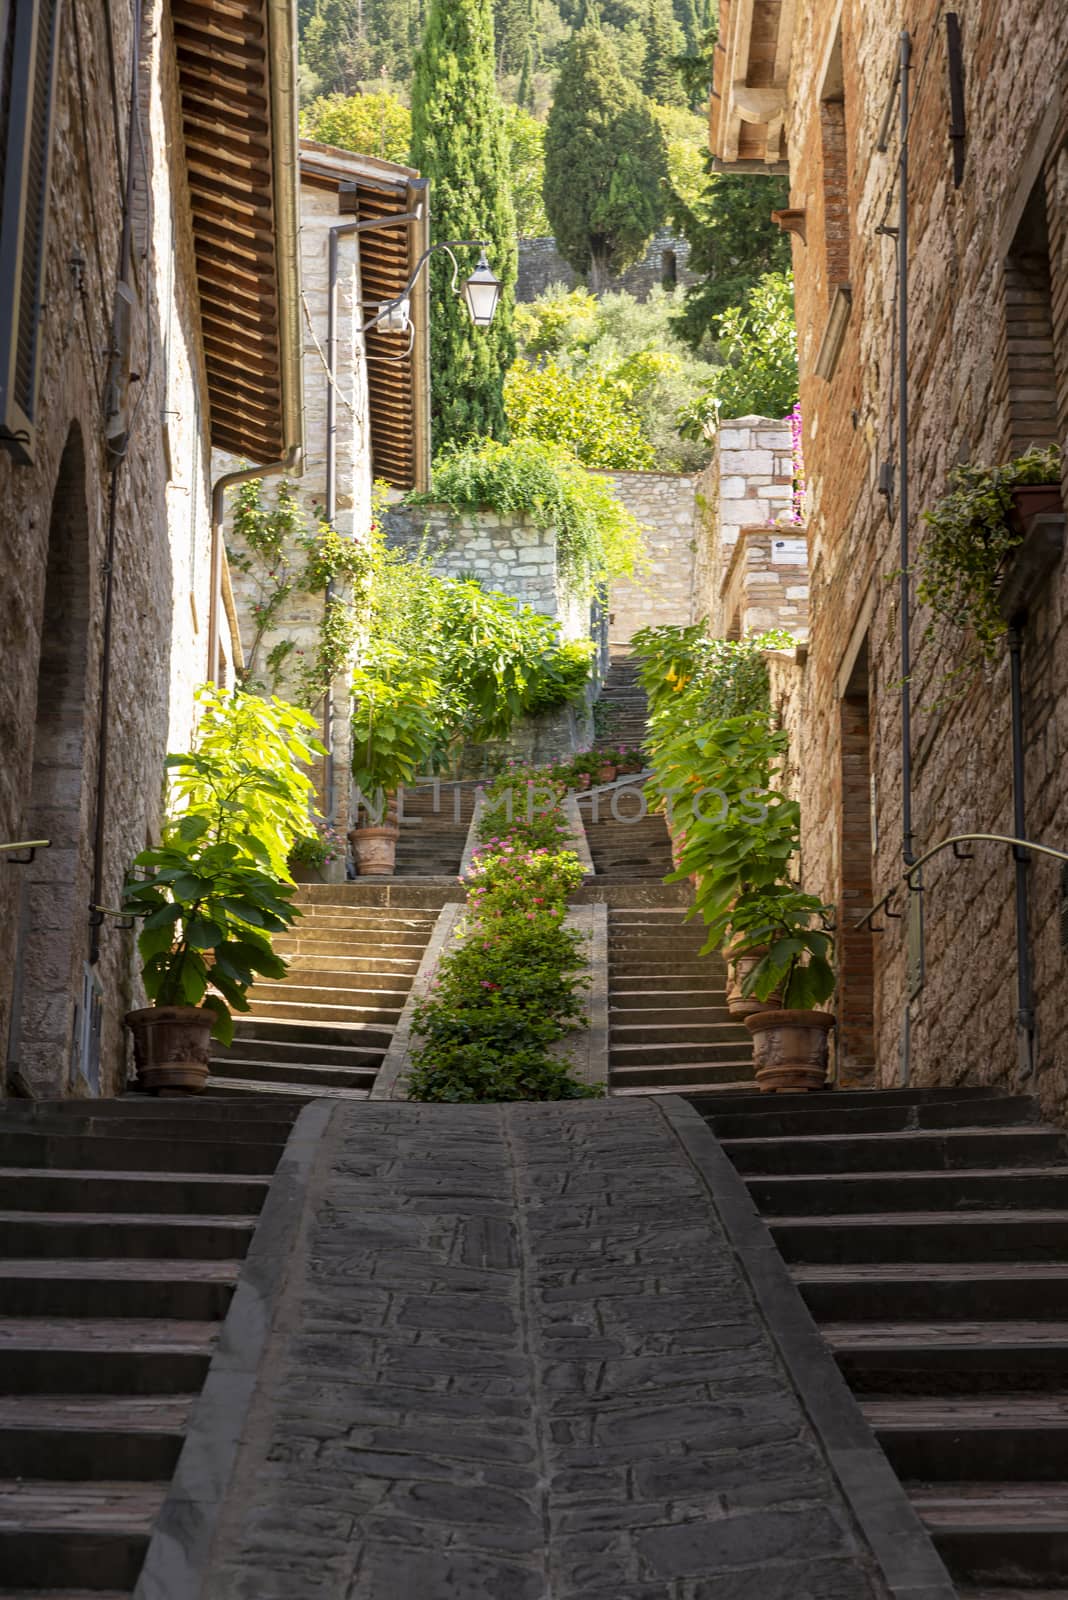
[897,29,914,871]
[1007,624,1036,1076]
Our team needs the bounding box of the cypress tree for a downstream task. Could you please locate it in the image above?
[543,19,668,291]
[642,0,685,105]
[517,41,536,111]
[411,0,518,443]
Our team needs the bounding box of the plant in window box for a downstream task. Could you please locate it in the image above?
[726,884,836,1093]
[123,822,298,1093]
[917,444,1061,690]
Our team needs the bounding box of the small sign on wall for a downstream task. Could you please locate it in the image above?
[772,538,807,564]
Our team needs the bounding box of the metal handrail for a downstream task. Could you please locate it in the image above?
[856,832,1068,931]
[0,839,50,862]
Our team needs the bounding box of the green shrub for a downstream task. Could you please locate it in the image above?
[411,437,645,593]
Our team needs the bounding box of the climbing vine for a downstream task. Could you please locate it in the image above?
[227,479,374,705]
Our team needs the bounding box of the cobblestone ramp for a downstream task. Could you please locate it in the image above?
[178,1098,946,1600]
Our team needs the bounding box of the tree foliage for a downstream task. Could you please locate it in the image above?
[506,105,551,235]
[672,169,791,344]
[642,0,685,105]
[504,358,655,469]
[678,271,798,433]
[543,19,668,290]
[410,0,518,443]
[301,90,412,164]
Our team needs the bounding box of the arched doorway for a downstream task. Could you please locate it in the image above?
[6,424,94,1096]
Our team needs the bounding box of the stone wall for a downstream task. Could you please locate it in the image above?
[516,229,697,304]
[719,526,810,642]
[780,0,1068,1112]
[219,169,375,866]
[694,417,797,630]
[600,471,700,642]
[0,0,218,1097]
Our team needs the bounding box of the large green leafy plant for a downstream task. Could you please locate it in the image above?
[124,689,326,1042]
[678,271,799,436]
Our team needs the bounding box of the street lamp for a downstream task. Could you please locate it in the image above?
[361,240,501,338]
[461,252,502,328]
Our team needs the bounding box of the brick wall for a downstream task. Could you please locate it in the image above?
[693,417,797,630]
[779,0,1068,1116]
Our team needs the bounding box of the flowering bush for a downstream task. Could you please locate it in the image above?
[406,770,598,1102]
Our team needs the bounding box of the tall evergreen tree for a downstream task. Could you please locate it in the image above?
[516,41,536,110]
[411,0,518,443]
[543,19,668,291]
[642,0,685,105]
[672,169,790,345]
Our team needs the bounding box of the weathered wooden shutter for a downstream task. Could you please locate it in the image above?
[0,0,62,464]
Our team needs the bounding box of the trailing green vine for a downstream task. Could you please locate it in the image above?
[227,479,375,705]
[916,445,1061,692]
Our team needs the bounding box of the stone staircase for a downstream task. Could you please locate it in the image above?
[609,909,754,1095]
[582,788,676,879]
[0,1096,296,1596]
[392,780,479,878]
[207,897,438,1100]
[696,1083,1068,1597]
[595,650,649,749]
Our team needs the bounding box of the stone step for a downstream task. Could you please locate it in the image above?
[0,1395,192,1481]
[281,956,416,985]
[213,1035,384,1069]
[910,1481,1068,1586]
[748,1167,1068,1216]
[793,1262,1068,1323]
[608,975,729,995]
[706,1095,1041,1141]
[863,1394,1068,1482]
[726,1128,1068,1177]
[608,1003,735,1025]
[0,1260,238,1321]
[608,990,730,1011]
[262,969,414,999]
[0,1132,283,1177]
[607,960,727,977]
[0,1479,163,1591]
[207,1052,378,1088]
[611,1078,757,1097]
[610,1040,755,1067]
[244,998,397,1034]
[610,1059,756,1088]
[610,1020,750,1046]
[3,1098,298,1127]
[770,1211,1068,1264]
[825,1319,1068,1392]
[205,1076,367,1101]
[0,1211,255,1260]
[0,1167,270,1217]
[0,1111,291,1148]
[290,907,436,928]
[274,933,427,956]
[0,1590,132,1598]
[0,1318,218,1396]
[246,985,404,1022]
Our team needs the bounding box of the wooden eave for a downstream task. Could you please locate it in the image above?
[171,0,302,464]
[300,140,431,493]
[710,0,794,172]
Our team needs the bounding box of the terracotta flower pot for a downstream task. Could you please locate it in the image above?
[1009,483,1063,537]
[289,863,325,884]
[726,948,783,1019]
[125,1005,214,1094]
[745,1008,834,1093]
[348,821,399,876]
[598,763,617,784]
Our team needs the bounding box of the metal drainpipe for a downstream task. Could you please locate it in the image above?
[322,211,422,821]
[897,29,914,872]
[1007,622,1036,1075]
[207,448,303,683]
[89,0,142,966]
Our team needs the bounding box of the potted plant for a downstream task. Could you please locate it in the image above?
[918,444,1062,675]
[122,824,298,1092]
[287,820,346,883]
[725,938,783,1019]
[727,885,836,1092]
[350,665,438,875]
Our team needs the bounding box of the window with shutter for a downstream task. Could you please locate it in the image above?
[0,0,63,465]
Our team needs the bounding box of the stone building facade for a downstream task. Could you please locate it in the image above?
[0,0,301,1099]
[713,0,1068,1105]
[517,230,697,304]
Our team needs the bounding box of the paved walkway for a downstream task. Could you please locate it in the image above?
[192,1099,892,1599]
